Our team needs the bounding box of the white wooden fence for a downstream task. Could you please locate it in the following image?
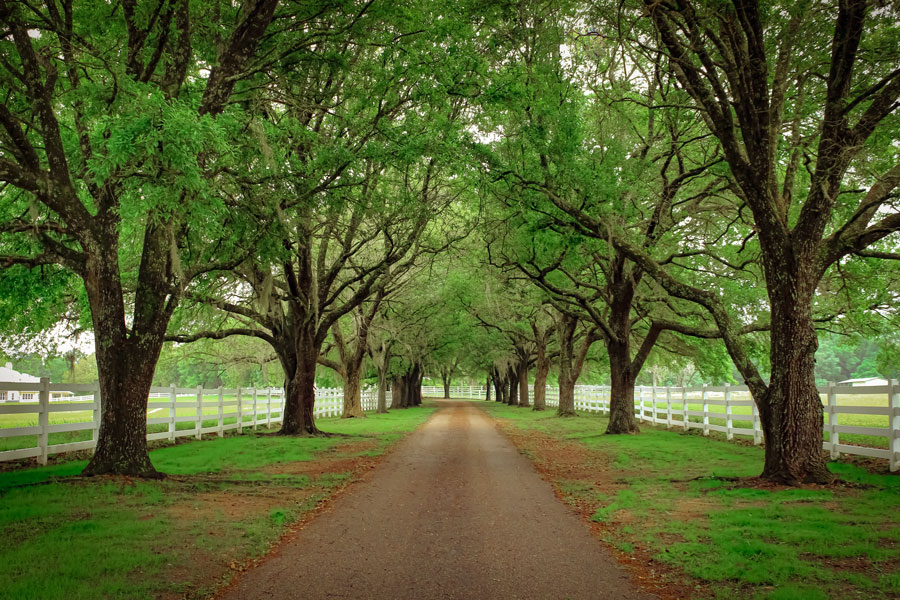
[0,380,390,465]
[423,381,900,472]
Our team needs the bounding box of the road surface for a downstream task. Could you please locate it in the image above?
[219,401,657,600]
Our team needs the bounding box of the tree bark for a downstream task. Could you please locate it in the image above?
[507,365,519,406]
[517,358,530,408]
[341,359,365,418]
[83,227,171,478]
[84,344,161,478]
[377,366,389,413]
[485,373,492,402]
[605,283,641,434]
[280,326,321,434]
[442,370,451,399]
[533,347,549,412]
[392,376,407,409]
[757,277,832,483]
[498,370,508,403]
[607,339,639,434]
[556,314,579,417]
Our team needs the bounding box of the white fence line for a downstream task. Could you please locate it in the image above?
[0,380,391,465]
[423,381,900,472]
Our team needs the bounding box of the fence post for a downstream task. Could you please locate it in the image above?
[92,382,101,450]
[666,387,672,428]
[725,386,733,441]
[637,387,644,423]
[252,388,258,431]
[217,386,224,438]
[237,387,243,435]
[195,385,203,440]
[38,377,50,465]
[889,380,898,472]
[651,386,658,423]
[266,387,272,428]
[702,384,710,436]
[751,400,762,445]
[168,383,176,442]
[828,382,839,459]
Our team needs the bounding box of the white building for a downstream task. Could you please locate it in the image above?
[0,362,40,402]
[838,377,890,387]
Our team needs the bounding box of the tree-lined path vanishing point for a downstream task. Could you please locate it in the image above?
[219,401,656,599]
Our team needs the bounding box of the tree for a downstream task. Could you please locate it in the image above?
[0,0,279,476]
[477,7,734,431]
[607,0,900,483]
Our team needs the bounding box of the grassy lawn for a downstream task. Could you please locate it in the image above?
[481,401,900,600]
[0,405,435,600]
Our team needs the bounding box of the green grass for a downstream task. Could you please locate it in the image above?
[0,404,436,600]
[481,401,900,600]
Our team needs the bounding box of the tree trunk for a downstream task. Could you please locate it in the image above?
[533,351,549,412]
[377,367,388,413]
[485,373,492,402]
[507,366,519,406]
[341,359,365,418]
[496,368,508,403]
[83,344,161,477]
[757,283,832,484]
[517,358,530,408]
[442,371,451,399]
[556,313,579,417]
[606,341,640,434]
[82,234,169,478]
[412,363,424,406]
[392,376,407,409]
[280,328,321,434]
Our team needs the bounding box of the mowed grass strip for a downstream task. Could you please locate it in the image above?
[481,401,900,600]
[0,405,436,600]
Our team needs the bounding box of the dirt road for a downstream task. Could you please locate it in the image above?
[219,401,657,600]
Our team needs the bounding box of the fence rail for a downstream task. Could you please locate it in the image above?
[423,381,900,472]
[0,380,390,465]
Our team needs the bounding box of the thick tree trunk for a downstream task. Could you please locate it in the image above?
[491,368,503,402]
[412,364,424,406]
[377,367,389,413]
[507,366,519,406]
[757,285,832,484]
[392,376,407,409]
[281,329,321,434]
[442,371,451,399]
[341,359,365,418]
[485,373,492,402]
[533,352,549,412]
[82,235,169,478]
[606,341,640,434]
[517,358,530,408]
[83,343,161,477]
[496,369,508,403]
[558,369,576,416]
[556,314,579,417]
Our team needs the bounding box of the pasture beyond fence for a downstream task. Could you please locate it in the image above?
[0,380,388,465]
[422,382,900,472]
